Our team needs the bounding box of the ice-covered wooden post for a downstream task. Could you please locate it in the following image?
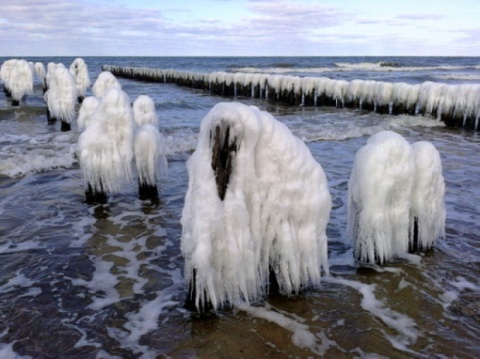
[133,95,167,201]
[181,102,331,313]
[77,88,134,204]
[347,131,415,265]
[69,58,91,103]
[46,64,76,131]
[1,59,34,106]
[348,131,446,265]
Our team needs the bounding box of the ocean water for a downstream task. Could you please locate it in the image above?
[1,56,480,358]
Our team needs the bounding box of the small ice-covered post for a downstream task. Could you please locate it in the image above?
[46,64,77,131]
[347,131,415,265]
[92,71,122,99]
[132,95,167,201]
[409,141,446,252]
[181,102,331,312]
[69,58,91,103]
[77,88,135,204]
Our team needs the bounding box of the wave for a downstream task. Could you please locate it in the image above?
[0,127,197,178]
[334,62,480,72]
[0,133,77,178]
[434,73,480,81]
[231,62,480,74]
[292,113,445,143]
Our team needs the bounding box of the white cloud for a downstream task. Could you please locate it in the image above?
[0,0,478,56]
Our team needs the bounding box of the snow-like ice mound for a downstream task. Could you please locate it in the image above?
[181,102,331,311]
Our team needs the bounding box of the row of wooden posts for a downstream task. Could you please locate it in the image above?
[102,65,480,130]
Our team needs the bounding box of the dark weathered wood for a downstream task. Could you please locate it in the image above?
[210,125,237,201]
[138,180,159,201]
[61,120,71,132]
[85,183,107,204]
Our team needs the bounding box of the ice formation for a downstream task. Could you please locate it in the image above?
[104,65,480,129]
[92,71,122,98]
[34,62,47,92]
[77,88,135,195]
[348,131,446,264]
[69,58,91,102]
[46,64,77,131]
[181,102,331,311]
[409,141,446,251]
[1,59,34,104]
[348,131,415,264]
[132,95,166,199]
[134,124,167,192]
[77,96,100,131]
[133,95,159,127]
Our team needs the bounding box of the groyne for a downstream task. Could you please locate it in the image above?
[102,65,480,130]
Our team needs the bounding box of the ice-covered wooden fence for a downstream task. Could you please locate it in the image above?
[102,65,480,130]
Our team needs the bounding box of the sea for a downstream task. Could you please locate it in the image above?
[1,56,479,358]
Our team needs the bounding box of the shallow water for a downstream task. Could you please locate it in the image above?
[1,57,480,358]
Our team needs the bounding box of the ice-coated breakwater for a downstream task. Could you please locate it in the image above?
[102,64,480,130]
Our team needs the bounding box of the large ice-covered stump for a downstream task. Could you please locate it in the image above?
[347,131,415,265]
[181,102,332,313]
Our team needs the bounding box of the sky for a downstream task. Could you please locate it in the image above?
[1,0,479,57]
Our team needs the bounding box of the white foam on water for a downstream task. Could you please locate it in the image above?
[231,63,480,75]
[297,114,445,143]
[439,276,479,309]
[0,340,32,359]
[0,132,78,178]
[123,291,177,343]
[0,272,35,293]
[73,258,121,311]
[324,276,419,348]
[162,129,198,157]
[434,73,480,81]
[236,303,334,356]
[78,287,179,358]
[0,238,41,255]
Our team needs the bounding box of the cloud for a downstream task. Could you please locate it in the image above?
[0,0,478,56]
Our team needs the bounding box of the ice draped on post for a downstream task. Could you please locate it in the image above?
[1,59,34,103]
[348,131,415,264]
[77,88,135,194]
[133,95,167,190]
[347,130,446,264]
[181,102,331,310]
[46,65,77,126]
[69,57,91,101]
